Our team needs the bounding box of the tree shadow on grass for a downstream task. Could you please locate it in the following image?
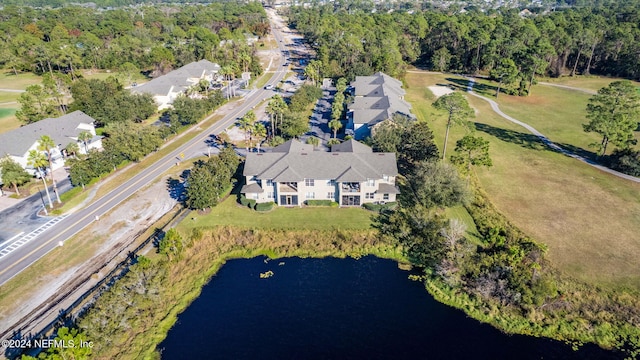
[474,122,548,151]
[445,77,498,97]
[475,122,601,162]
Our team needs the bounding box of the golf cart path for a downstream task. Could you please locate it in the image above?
[465,77,640,183]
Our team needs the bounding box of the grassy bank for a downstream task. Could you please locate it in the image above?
[179,195,374,231]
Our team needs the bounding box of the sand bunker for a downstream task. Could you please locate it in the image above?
[428,85,455,98]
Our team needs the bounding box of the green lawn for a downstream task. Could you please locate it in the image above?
[405,72,640,290]
[483,80,639,157]
[0,106,19,134]
[537,75,640,92]
[178,196,375,231]
[0,71,41,90]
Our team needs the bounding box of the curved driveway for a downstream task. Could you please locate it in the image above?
[466,77,640,183]
[0,23,290,286]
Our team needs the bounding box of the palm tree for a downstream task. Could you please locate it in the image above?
[253,123,267,152]
[38,135,61,204]
[238,110,256,150]
[267,95,287,136]
[65,142,79,157]
[306,136,320,148]
[329,119,342,139]
[27,150,53,209]
[78,131,92,154]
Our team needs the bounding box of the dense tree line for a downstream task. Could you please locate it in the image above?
[289,2,640,89]
[69,78,156,126]
[68,122,164,187]
[0,2,267,78]
[185,146,239,210]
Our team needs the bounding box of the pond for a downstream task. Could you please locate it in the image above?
[158,256,620,359]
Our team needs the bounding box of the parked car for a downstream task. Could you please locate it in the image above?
[264,84,275,90]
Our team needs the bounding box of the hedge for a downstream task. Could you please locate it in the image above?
[362,202,398,212]
[255,202,275,212]
[306,200,339,207]
[239,195,257,209]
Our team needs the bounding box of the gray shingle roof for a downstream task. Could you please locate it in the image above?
[131,59,220,97]
[0,110,96,157]
[241,183,264,193]
[331,139,372,153]
[349,72,414,127]
[376,183,400,194]
[244,140,398,182]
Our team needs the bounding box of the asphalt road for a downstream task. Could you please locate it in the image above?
[0,21,290,286]
[0,179,72,245]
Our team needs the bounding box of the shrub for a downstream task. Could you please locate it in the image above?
[247,199,257,209]
[607,148,640,176]
[255,202,275,211]
[362,202,398,212]
[239,195,250,207]
[306,200,338,207]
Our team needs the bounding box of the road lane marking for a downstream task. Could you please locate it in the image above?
[0,71,286,281]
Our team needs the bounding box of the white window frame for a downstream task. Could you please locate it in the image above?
[365,192,375,200]
[267,192,274,199]
[366,179,375,186]
[305,179,315,187]
[383,175,390,182]
[327,192,334,199]
[266,179,274,186]
[383,193,389,201]
[306,192,315,199]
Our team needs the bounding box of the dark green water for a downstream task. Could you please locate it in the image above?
[158,256,621,359]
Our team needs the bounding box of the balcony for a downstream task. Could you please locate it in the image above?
[279,182,298,193]
[341,182,360,193]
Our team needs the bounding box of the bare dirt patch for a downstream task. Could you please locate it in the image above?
[0,175,178,339]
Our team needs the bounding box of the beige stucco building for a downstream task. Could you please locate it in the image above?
[241,139,400,206]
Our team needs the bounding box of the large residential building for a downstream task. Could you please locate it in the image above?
[346,72,414,140]
[0,110,102,174]
[130,59,221,110]
[241,139,400,207]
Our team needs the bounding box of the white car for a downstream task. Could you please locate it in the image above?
[264,84,275,90]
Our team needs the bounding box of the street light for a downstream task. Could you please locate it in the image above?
[37,186,48,216]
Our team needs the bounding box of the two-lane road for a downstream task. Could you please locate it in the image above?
[0,20,291,286]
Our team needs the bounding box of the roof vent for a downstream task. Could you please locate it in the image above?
[301,153,307,155]
[332,153,339,155]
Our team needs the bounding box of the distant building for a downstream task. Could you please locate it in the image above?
[241,139,400,207]
[130,59,221,110]
[0,111,102,174]
[346,72,415,140]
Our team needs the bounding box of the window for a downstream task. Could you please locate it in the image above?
[383,193,389,201]
[305,179,314,186]
[366,179,375,186]
[327,179,336,186]
[327,192,334,199]
[306,192,315,199]
[267,192,274,199]
[365,192,375,200]
[266,180,274,186]
[383,175,390,182]
[252,193,259,200]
